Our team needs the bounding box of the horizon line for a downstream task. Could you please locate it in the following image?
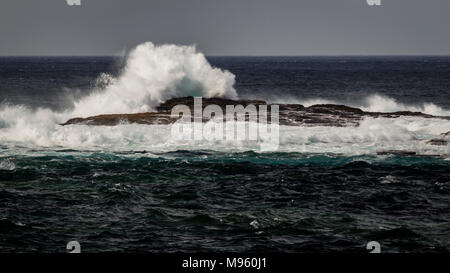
[1,54,450,58]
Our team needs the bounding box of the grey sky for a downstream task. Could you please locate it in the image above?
[0,0,449,56]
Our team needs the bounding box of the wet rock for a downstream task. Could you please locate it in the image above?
[377,150,417,156]
[426,131,450,146]
[426,139,448,146]
[62,112,177,126]
[62,96,450,127]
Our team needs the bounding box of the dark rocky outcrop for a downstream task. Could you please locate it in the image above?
[427,139,448,146]
[62,96,450,127]
[426,131,450,146]
[377,150,417,156]
[155,97,267,112]
[62,112,178,126]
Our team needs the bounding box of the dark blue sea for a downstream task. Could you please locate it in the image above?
[0,51,449,252]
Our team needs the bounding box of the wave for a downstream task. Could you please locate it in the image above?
[1,112,449,156]
[0,158,16,170]
[269,94,450,116]
[0,42,450,156]
[0,42,238,149]
[71,42,237,117]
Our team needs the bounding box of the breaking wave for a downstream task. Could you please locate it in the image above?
[270,94,450,116]
[72,42,237,117]
[1,112,449,156]
[0,42,449,156]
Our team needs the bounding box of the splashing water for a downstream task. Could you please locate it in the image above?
[0,44,449,156]
[271,94,450,117]
[1,51,450,254]
[72,42,237,117]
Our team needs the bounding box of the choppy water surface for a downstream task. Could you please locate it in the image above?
[1,45,449,252]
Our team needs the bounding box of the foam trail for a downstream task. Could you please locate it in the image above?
[1,106,450,156]
[0,42,237,148]
[1,42,450,156]
[361,95,450,116]
[72,42,237,117]
[270,94,450,116]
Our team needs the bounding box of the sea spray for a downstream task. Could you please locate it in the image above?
[0,44,450,155]
[170,97,280,151]
[71,42,237,117]
[0,42,237,147]
[268,94,450,116]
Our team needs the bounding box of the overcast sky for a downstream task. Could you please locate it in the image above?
[0,0,449,56]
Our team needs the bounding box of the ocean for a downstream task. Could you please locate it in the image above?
[0,44,449,252]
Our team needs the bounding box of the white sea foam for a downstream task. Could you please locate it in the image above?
[0,159,16,170]
[71,42,237,117]
[271,94,450,116]
[1,107,449,156]
[0,42,449,156]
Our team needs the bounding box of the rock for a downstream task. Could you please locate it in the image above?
[156,96,267,112]
[377,150,417,156]
[426,139,448,146]
[426,131,450,146]
[62,112,178,126]
[62,96,450,127]
[307,104,364,115]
